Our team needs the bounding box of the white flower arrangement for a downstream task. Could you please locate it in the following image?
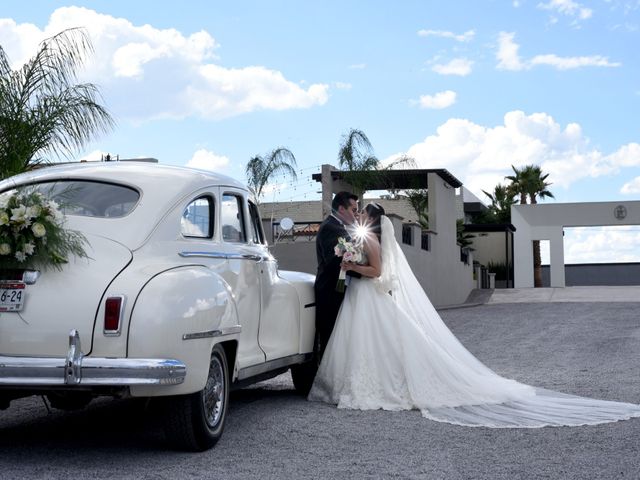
[0,189,88,270]
[334,236,365,292]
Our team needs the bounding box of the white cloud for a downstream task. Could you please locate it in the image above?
[417,29,475,42]
[564,227,640,263]
[530,54,621,69]
[0,7,328,121]
[621,177,640,194]
[393,110,640,199]
[79,150,108,162]
[497,32,526,70]
[260,182,287,196]
[334,81,352,90]
[538,0,593,21]
[417,91,457,109]
[349,63,366,70]
[496,32,620,70]
[432,58,474,76]
[186,149,230,171]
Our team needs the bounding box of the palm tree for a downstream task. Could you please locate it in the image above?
[480,184,517,224]
[406,189,429,229]
[0,28,114,179]
[456,218,475,249]
[505,164,554,205]
[245,147,297,204]
[337,129,379,198]
[337,128,413,199]
[505,165,554,287]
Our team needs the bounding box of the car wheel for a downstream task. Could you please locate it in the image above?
[290,332,322,396]
[162,344,229,451]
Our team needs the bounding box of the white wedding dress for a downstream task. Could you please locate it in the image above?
[308,216,640,427]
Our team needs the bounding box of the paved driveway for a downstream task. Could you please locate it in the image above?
[1,299,639,479]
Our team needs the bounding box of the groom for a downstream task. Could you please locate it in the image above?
[315,191,359,359]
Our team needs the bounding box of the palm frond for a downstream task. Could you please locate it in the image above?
[0,27,114,179]
[244,148,297,204]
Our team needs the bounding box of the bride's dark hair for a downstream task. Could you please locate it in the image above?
[364,202,385,238]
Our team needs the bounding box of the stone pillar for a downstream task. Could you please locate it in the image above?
[549,227,566,287]
[321,164,334,218]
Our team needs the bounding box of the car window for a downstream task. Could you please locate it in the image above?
[182,196,213,238]
[221,194,246,243]
[14,181,140,218]
[248,201,265,244]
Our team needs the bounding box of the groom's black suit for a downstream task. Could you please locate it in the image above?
[314,215,359,358]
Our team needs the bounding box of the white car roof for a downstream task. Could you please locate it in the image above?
[0,162,249,249]
[0,161,246,193]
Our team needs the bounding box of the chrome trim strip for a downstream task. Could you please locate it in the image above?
[0,329,186,386]
[237,353,313,381]
[179,251,228,259]
[183,329,222,341]
[182,325,241,341]
[179,251,269,262]
[241,253,263,262]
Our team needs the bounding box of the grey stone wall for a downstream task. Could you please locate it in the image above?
[541,263,640,287]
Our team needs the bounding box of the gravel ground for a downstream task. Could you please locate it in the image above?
[1,302,639,480]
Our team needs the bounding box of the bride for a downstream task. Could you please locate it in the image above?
[308,202,640,427]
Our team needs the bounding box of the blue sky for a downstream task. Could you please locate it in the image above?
[1,1,640,263]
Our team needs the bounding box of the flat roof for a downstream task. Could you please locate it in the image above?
[464,223,516,232]
[311,168,463,189]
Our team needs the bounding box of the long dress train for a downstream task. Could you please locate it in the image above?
[308,216,640,428]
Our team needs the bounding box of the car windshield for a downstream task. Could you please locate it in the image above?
[11,180,140,218]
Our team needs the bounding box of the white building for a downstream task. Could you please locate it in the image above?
[261,165,476,307]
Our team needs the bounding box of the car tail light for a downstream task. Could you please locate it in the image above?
[104,296,124,335]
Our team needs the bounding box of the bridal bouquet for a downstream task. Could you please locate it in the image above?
[334,236,364,293]
[0,189,88,270]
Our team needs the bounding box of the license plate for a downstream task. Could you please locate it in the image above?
[0,282,26,312]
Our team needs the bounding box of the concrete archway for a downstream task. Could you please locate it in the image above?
[511,201,640,288]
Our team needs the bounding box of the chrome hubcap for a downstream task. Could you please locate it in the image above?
[203,355,224,428]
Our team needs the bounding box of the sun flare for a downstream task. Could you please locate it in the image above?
[353,222,372,242]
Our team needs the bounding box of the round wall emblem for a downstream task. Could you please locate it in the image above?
[614,205,627,220]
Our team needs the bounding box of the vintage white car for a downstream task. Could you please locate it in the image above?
[0,162,317,450]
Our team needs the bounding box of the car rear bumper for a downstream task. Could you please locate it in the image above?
[0,330,186,386]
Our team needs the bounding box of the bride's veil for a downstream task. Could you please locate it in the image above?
[373,215,640,427]
[376,215,517,387]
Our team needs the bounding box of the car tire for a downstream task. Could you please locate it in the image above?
[290,332,322,396]
[162,344,229,451]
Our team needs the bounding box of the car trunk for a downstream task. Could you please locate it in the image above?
[0,234,132,357]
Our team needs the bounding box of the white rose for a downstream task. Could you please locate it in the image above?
[31,222,46,238]
[26,205,41,218]
[0,243,11,255]
[10,205,27,222]
[0,193,12,209]
[0,211,9,226]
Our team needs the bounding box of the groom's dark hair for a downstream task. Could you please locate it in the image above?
[332,191,358,212]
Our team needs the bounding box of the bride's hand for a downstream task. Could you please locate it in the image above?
[340,261,355,271]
